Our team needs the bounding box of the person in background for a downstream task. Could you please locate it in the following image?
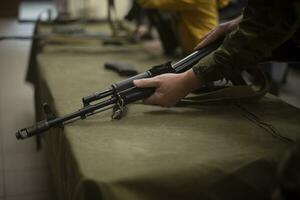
[134,0,300,107]
[137,0,230,54]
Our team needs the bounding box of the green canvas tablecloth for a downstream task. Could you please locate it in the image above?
[28,22,300,200]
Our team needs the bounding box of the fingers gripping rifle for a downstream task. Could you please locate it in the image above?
[15,40,222,140]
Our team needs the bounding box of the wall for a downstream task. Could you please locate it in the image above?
[67,0,131,19]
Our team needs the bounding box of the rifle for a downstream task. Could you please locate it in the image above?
[15,39,222,140]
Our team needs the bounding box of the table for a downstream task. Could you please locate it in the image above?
[27,21,300,200]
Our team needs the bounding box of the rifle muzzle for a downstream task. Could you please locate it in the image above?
[16,120,50,140]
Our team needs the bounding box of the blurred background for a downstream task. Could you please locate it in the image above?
[0,0,299,200]
[1,1,131,200]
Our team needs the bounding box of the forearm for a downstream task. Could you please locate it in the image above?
[181,69,203,91]
[193,0,300,84]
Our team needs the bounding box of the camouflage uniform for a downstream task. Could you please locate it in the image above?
[193,0,300,84]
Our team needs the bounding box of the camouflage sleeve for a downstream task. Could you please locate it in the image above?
[193,0,300,84]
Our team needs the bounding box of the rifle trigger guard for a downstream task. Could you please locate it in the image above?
[111,86,125,120]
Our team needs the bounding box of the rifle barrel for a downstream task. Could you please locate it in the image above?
[16,96,117,139]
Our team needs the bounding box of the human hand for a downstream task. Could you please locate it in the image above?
[134,25,149,39]
[195,15,242,50]
[133,69,201,107]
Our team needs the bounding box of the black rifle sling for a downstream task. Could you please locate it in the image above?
[179,66,271,106]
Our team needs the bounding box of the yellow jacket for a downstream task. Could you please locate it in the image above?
[139,0,230,54]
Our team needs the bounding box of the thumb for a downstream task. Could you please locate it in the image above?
[195,34,217,50]
[194,30,213,50]
[195,28,224,50]
[134,78,160,88]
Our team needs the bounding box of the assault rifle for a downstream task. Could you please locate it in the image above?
[15,40,223,140]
